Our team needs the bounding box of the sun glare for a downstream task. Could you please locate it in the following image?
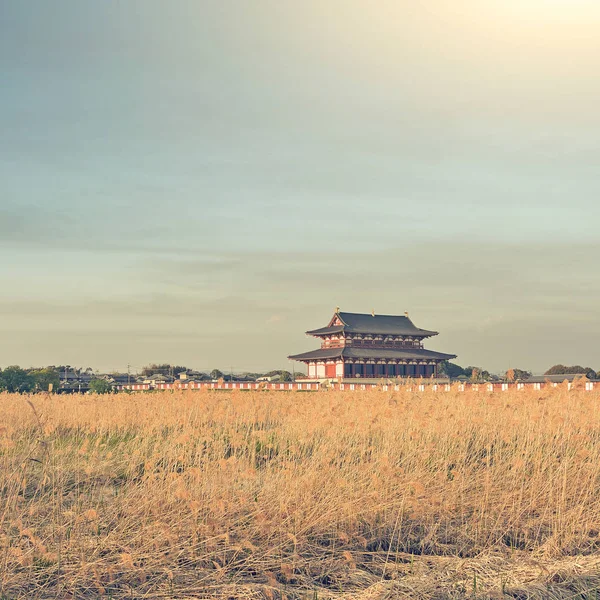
[501,0,600,19]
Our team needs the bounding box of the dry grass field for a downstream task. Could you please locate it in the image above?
[2,385,600,599]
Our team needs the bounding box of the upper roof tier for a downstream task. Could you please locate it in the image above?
[288,346,456,362]
[306,311,438,338]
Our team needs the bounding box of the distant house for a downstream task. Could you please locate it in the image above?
[142,373,175,385]
[60,371,93,384]
[256,375,280,382]
[59,370,94,392]
[98,373,142,387]
[178,371,208,381]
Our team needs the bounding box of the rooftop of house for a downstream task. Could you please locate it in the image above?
[142,374,175,383]
[60,372,94,382]
[525,373,598,384]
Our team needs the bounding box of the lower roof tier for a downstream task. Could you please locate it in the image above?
[288,347,457,362]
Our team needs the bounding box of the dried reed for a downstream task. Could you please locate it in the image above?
[1,386,600,598]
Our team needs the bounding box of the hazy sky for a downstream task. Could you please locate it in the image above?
[1,1,599,374]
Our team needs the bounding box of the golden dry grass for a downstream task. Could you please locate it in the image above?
[2,385,600,599]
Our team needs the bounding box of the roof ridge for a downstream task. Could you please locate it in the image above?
[339,311,408,318]
[337,312,348,326]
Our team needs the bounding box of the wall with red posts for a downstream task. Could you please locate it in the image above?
[117,380,598,393]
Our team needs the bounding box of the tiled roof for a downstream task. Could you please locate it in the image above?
[526,374,597,383]
[305,325,346,336]
[306,312,437,337]
[288,347,456,362]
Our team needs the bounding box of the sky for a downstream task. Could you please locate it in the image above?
[1,0,599,374]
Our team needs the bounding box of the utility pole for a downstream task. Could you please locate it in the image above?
[127,364,131,385]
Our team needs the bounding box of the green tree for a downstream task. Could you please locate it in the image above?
[89,378,113,394]
[30,368,60,392]
[0,366,33,393]
[545,364,596,378]
[505,368,531,382]
[263,370,294,380]
[439,361,466,378]
[279,370,293,382]
[465,366,492,382]
[544,364,567,375]
[141,364,189,377]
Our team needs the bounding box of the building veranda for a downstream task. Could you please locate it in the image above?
[288,310,456,380]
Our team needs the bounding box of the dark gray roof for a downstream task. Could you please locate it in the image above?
[306,312,437,337]
[525,374,597,384]
[60,373,93,382]
[305,325,346,336]
[288,347,456,362]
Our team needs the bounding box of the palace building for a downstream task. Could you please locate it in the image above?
[288,309,457,379]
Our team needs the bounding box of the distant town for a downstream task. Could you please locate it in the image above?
[0,361,598,394]
[2,309,597,393]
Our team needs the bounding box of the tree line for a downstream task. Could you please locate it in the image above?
[140,364,295,382]
[0,366,60,393]
[1,362,598,394]
[0,365,297,394]
[0,366,115,394]
[440,361,597,382]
